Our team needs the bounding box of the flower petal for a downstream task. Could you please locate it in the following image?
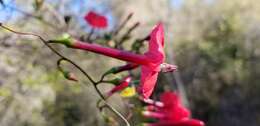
[160,92,191,121]
[139,23,166,99]
[139,66,159,99]
[145,23,165,70]
[84,11,108,28]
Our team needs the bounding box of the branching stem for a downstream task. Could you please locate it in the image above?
[0,24,130,126]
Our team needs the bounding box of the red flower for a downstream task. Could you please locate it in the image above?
[143,92,205,126]
[139,23,177,98]
[159,92,190,121]
[145,119,205,126]
[84,11,108,28]
[50,23,176,99]
[106,76,132,97]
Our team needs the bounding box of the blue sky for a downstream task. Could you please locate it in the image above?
[0,0,17,22]
[0,0,186,22]
[0,0,214,29]
[0,0,115,31]
[171,0,184,9]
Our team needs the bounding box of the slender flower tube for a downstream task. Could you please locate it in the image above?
[84,11,108,29]
[103,62,139,77]
[49,23,177,99]
[145,119,205,126]
[49,35,151,65]
[116,63,139,73]
[142,111,165,119]
[142,92,205,126]
[110,63,139,74]
[145,105,159,111]
[107,76,132,97]
[73,42,150,65]
[142,98,164,107]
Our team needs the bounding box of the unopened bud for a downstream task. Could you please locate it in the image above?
[107,40,115,47]
[106,76,131,97]
[63,71,78,82]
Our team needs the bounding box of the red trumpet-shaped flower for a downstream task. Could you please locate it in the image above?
[139,23,176,99]
[142,92,205,126]
[106,76,132,97]
[49,23,176,99]
[84,11,108,29]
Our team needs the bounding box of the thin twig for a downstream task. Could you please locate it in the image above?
[87,28,94,42]
[4,4,60,30]
[113,13,133,36]
[116,22,140,48]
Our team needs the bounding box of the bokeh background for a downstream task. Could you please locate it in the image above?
[0,0,260,126]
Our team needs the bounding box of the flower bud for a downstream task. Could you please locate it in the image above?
[106,76,131,97]
[63,71,78,82]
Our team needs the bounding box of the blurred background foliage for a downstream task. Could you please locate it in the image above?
[0,0,260,126]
